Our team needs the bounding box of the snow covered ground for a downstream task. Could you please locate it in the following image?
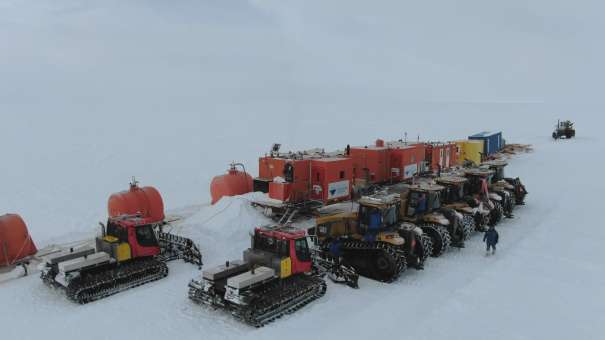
[1,1,604,340]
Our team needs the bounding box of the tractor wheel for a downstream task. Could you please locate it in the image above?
[474,212,487,232]
[488,202,503,226]
[418,233,433,264]
[552,132,558,140]
[436,226,452,254]
[421,225,449,257]
[462,215,475,240]
[510,191,517,210]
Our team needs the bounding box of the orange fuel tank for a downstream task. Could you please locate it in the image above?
[210,164,253,204]
[0,214,37,266]
[108,181,165,223]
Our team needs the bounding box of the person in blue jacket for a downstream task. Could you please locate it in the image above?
[483,225,499,255]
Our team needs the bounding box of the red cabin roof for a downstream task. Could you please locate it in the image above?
[256,226,306,240]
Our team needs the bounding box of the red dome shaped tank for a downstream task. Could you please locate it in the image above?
[108,180,165,223]
[0,214,37,266]
[210,163,253,204]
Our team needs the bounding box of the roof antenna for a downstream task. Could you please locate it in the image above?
[130,176,139,189]
[404,132,408,145]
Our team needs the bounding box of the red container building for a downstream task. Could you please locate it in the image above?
[349,140,391,184]
[310,158,353,203]
[423,142,458,171]
[257,156,311,203]
[387,142,426,181]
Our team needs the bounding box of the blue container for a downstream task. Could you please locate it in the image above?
[469,131,503,156]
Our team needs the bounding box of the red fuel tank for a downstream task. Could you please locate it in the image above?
[0,214,37,266]
[108,181,165,223]
[210,164,253,204]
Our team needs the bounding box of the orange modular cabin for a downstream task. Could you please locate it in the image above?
[423,143,458,171]
[349,140,391,185]
[108,183,165,223]
[387,142,426,181]
[257,157,312,203]
[0,214,37,266]
[310,158,353,203]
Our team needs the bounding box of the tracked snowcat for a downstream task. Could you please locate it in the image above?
[311,193,430,283]
[189,225,327,327]
[40,181,202,304]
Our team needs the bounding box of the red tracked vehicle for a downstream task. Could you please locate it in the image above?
[189,225,328,327]
[41,180,202,304]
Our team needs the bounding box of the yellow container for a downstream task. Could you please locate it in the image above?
[456,140,484,165]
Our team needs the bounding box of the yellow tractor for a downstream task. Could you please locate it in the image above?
[312,192,431,282]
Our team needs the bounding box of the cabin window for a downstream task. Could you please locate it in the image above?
[135,225,159,248]
[340,171,345,179]
[295,239,310,261]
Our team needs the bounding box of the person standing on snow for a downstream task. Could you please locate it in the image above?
[483,225,499,255]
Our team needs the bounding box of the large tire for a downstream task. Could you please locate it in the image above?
[462,214,475,240]
[474,212,487,232]
[436,226,452,253]
[421,225,443,257]
[488,202,503,226]
[340,241,406,283]
[418,233,433,264]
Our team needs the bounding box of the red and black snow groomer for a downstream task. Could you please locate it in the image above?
[189,225,327,327]
[41,180,202,304]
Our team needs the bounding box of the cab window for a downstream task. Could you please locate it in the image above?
[295,239,310,262]
[135,225,159,247]
[107,222,128,243]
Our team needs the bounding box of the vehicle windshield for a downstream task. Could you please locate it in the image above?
[254,233,289,257]
[295,238,311,262]
[408,192,428,217]
[135,224,159,247]
[466,177,483,195]
[493,167,505,181]
[384,206,398,226]
[106,221,128,242]
[443,185,463,203]
[360,206,381,228]
[428,192,441,210]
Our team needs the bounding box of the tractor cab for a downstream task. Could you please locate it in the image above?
[97,215,161,263]
[247,226,312,278]
[435,176,468,204]
[358,194,400,232]
[481,160,508,182]
[402,184,445,218]
[463,168,494,196]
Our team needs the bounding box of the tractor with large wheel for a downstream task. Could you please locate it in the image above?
[482,160,528,206]
[435,175,491,234]
[462,168,505,227]
[40,181,202,304]
[311,192,431,283]
[188,225,329,327]
[389,183,466,257]
[553,120,575,140]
